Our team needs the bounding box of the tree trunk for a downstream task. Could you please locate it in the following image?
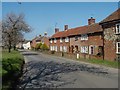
[8,46,11,53]
[13,45,16,50]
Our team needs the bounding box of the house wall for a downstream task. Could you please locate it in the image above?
[103,23,120,61]
[70,32,103,59]
[42,37,50,48]
[49,38,70,53]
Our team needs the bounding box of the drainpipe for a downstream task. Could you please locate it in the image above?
[102,26,105,60]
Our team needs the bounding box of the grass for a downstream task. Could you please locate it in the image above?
[78,58,119,68]
[2,49,24,89]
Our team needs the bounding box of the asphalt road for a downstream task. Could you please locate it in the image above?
[18,50,118,88]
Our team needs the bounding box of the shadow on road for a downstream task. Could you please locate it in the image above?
[18,61,108,89]
[22,53,38,56]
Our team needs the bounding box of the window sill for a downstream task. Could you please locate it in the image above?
[114,33,120,35]
[116,52,120,54]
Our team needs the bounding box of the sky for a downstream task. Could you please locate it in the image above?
[2,2,119,40]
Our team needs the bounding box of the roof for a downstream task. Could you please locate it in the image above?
[100,8,120,24]
[51,23,102,39]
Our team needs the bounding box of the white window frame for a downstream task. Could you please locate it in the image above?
[54,38,57,43]
[60,38,63,43]
[60,46,63,51]
[65,37,69,42]
[115,23,120,34]
[55,46,57,51]
[81,46,88,53]
[50,39,53,43]
[63,46,67,52]
[81,34,88,41]
[116,42,120,54]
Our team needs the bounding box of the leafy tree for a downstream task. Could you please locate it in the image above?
[41,43,49,50]
[35,43,42,50]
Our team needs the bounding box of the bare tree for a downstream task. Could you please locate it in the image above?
[2,13,32,52]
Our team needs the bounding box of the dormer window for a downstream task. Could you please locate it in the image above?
[60,38,63,43]
[81,34,88,40]
[65,37,69,42]
[115,23,120,34]
[50,39,53,43]
[54,38,57,43]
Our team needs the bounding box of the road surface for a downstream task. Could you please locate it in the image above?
[18,50,118,88]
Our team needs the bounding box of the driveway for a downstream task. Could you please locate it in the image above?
[18,50,118,88]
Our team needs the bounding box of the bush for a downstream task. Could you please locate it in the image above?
[35,43,42,50]
[2,50,24,88]
[41,43,49,51]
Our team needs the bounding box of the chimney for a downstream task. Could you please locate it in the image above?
[44,32,47,36]
[64,25,68,31]
[55,28,59,33]
[88,17,95,25]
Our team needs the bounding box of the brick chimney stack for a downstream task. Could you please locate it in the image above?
[64,25,68,31]
[55,28,59,33]
[88,17,95,25]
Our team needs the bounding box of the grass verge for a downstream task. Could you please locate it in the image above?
[78,58,119,68]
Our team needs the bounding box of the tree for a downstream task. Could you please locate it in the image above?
[2,13,32,52]
[41,43,49,51]
[35,43,42,50]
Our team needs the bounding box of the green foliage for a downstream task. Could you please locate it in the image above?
[41,43,49,50]
[2,50,24,88]
[35,43,42,50]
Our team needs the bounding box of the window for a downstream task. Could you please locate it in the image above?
[75,36,78,41]
[50,46,54,51]
[65,37,69,42]
[60,46,63,51]
[115,24,120,34]
[54,38,57,43]
[50,39,53,43]
[63,46,67,52]
[81,46,88,53]
[81,34,88,40]
[116,42,120,54]
[60,38,63,43]
[55,46,57,51]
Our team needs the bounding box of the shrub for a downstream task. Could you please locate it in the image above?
[2,50,24,88]
[41,43,49,51]
[35,43,42,50]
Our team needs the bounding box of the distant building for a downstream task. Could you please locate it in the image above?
[31,33,49,49]
[23,41,31,49]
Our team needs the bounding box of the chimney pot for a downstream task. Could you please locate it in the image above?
[64,25,68,31]
[55,28,59,33]
[88,17,95,25]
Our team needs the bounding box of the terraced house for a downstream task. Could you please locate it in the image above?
[49,8,120,61]
[49,17,104,60]
[99,8,120,61]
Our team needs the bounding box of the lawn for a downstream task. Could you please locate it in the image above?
[2,49,24,89]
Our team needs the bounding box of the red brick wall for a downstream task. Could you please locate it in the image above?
[49,38,70,53]
[70,32,103,59]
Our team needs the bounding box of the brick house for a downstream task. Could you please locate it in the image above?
[49,18,104,59]
[49,25,70,53]
[99,8,120,61]
[31,33,50,49]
